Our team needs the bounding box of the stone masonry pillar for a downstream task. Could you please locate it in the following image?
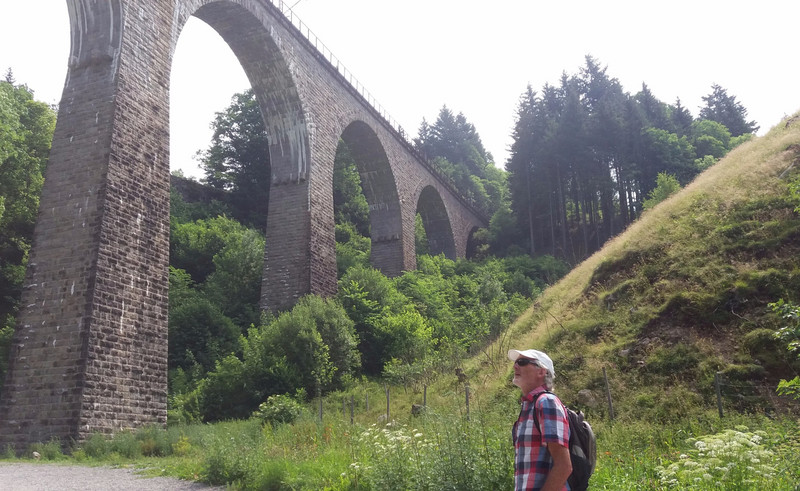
[0,0,172,451]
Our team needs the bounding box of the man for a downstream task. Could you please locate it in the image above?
[510,348,572,491]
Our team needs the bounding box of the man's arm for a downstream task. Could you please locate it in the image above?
[541,441,572,491]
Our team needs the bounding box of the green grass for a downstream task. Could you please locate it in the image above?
[4,116,800,489]
[3,401,798,490]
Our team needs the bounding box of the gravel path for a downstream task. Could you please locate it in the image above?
[0,463,223,490]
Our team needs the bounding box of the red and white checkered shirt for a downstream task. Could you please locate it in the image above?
[512,386,571,491]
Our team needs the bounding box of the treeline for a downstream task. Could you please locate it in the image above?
[168,159,567,422]
[506,56,757,262]
[1,56,761,422]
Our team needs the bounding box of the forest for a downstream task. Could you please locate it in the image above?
[0,56,765,424]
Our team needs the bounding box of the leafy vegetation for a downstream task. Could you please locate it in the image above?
[506,56,757,263]
[1,66,799,490]
[770,299,800,400]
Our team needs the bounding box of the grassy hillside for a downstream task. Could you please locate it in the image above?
[476,113,800,421]
[5,116,799,491]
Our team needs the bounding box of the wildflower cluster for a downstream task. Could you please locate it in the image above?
[656,426,776,488]
[346,422,434,489]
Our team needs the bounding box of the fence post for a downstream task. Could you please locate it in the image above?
[603,367,615,421]
[423,385,427,407]
[465,383,471,421]
[715,372,724,418]
[343,397,346,419]
[366,392,369,412]
[385,384,390,422]
[317,379,323,421]
[350,395,355,425]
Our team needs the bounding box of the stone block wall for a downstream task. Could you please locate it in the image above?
[0,0,486,450]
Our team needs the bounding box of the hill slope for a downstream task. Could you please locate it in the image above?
[485,114,800,421]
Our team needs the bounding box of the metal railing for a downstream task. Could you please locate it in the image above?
[267,0,403,137]
[265,0,489,222]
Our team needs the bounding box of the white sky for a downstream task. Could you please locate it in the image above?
[2,0,799,179]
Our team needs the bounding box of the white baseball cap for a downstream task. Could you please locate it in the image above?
[508,349,555,378]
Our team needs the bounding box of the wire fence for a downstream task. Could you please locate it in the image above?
[316,371,799,425]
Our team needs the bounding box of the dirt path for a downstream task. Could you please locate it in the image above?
[0,463,222,490]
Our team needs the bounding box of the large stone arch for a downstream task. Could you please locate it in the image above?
[0,0,488,451]
[340,121,404,277]
[416,185,456,259]
[0,0,328,450]
[184,2,334,311]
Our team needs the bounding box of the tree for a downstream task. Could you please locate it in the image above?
[333,141,370,236]
[199,89,270,229]
[699,84,759,137]
[640,128,696,190]
[337,265,408,373]
[769,300,800,400]
[170,216,264,330]
[414,106,503,216]
[203,227,266,328]
[642,172,681,211]
[669,98,694,136]
[691,119,732,160]
[168,267,240,375]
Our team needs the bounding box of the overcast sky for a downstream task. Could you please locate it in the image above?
[2,0,799,179]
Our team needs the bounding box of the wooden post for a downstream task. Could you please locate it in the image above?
[423,385,427,407]
[603,367,615,421]
[350,395,354,425]
[317,380,322,421]
[715,372,724,418]
[343,397,346,418]
[366,392,369,412]
[465,383,470,421]
[385,384,390,422]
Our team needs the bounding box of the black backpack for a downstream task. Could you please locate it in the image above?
[532,391,597,491]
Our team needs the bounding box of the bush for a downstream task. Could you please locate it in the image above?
[643,172,681,211]
[252,394,305,426]
[135,425,172,457]
[29,438,63,461]
[110,431,141,459]
[82,433,109,459]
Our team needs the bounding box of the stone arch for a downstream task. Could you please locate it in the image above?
[416,185,456,259]
[465,225,481,259]
[191,1,308,185]
[185,2,327,312]
[0,0,488,451]
[339,121,404,277]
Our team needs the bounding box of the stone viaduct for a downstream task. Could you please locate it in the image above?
[0,0,487,450]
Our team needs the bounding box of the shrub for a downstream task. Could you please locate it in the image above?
[110,431,141,459]
[171,435,192,457]
[643,172,681,211]
[28,438,63,461]
[252,394,305,426]
[82,432,108,459]
[135,425,172,457]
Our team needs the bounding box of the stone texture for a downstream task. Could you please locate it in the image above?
[0,0,486,451]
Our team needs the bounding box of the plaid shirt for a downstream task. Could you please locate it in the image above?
[512,386,571,491]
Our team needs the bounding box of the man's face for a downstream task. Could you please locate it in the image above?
[512,357,547,394]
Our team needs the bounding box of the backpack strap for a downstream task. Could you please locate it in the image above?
[530,390,566,436]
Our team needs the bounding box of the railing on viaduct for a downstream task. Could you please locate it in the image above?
[266,0,490,222]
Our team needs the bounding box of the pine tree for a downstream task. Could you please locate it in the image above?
[699,84,759,136]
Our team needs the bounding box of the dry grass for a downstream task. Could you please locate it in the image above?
[476,112,800,411]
